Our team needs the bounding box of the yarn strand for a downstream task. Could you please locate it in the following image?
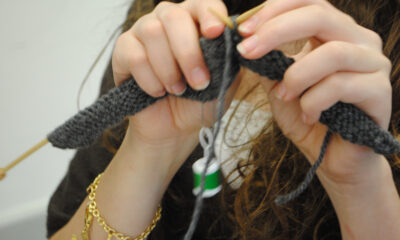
[183,25,235,240]
[274,130,333,205]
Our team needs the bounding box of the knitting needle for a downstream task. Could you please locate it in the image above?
[0,4,274,182]
[208,2,265,29]
[208,8,234,29]
[0,138,48,181]
[0,8,241,182]
[235,3,307,55]
[236,2,266,25]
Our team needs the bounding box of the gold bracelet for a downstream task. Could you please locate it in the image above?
[81,173,162,240]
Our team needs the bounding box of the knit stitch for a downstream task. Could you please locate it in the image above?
[46,21,400,240]
[47,28,400,155]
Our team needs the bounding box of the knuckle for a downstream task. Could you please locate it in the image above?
[140,82,164,97]
[113,33,137,65]
[114,32,129,51]
[309,4,326,19]
[267,20,283,37]
[128,50,147,67]
[330,74,348,95]
[325,41,348,66]
[155,1,174,11]
[322,73,344,95]
[297,0,314,4]
[343,13,356,25]
[366,29,383,50]
[140,18,164,39]
[162,70,181,85]
[177,50,198,65]
[283,66,301,91]
[149,87,166,97]
[265,22,285,45]
[378,72,393,95]
[300,97,312,113]
[278,120,293,138]
[382,56,393,74]
[159,5,187,22]
[383,81,392,97]
[299,95,315,116]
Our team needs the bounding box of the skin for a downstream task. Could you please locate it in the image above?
[51,0,400,239]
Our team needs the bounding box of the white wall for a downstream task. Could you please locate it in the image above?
[0,0,132,238]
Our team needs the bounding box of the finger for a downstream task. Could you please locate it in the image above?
[180,0,227,38]
[133,15,186,96]
[156,4,210,90]
[238,0,331,36]
[237,5,380,59]
[196,68,243,127]
[112,33,166,97]
[299,71,392,128]
[278,41,391,101]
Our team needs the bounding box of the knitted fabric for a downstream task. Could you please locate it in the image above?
[47,22,400,240]
[47,28,292,149]
[47,28,400,155]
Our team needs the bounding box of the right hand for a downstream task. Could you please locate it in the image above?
[111,0,242,160]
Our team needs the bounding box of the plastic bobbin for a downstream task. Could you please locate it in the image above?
[192,158,222,198]
[192,127,222,198]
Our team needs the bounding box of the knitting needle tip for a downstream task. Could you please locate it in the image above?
[236,3,266,25]
[0,138,49,181]
[208,8,234,29]
[0,168,6,181]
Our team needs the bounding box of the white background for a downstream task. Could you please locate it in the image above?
[0,0,132,238]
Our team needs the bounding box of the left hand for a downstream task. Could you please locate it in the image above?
[236,0,393,194]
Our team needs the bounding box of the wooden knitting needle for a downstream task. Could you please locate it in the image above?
[0,138,48,181]
[208,8,234,29]
[235,3,308,55]
[208,2,265,29]
[0,8,234,182]
[0,5,265,182]
[236,2,266,25]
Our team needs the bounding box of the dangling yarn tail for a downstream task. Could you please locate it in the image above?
[183,25,235,240]
[274,130,333,205]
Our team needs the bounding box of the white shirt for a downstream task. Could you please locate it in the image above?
[214,100,270,189]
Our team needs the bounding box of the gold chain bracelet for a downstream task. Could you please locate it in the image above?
[80,173,162,240]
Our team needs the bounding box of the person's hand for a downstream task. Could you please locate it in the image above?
[111,0,241,173]
[237,0,393,195]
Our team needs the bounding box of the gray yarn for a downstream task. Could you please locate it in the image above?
[275,130,333,205]
[183,24,235,240]
[46,18,400,240]
[47,28,290,149]
[47,27,400,155]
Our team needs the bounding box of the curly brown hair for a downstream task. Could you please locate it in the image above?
[101,0,400,239]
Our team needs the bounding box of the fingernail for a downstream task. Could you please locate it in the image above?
[236,35,258,55]
[238,16,258,34]
[171,82,187,96]
[155,89,166,97]
[191,67,209,90]
[274,83,286,100]
[205,20,222,32]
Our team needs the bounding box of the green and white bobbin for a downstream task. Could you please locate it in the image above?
[192,158,222,198]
